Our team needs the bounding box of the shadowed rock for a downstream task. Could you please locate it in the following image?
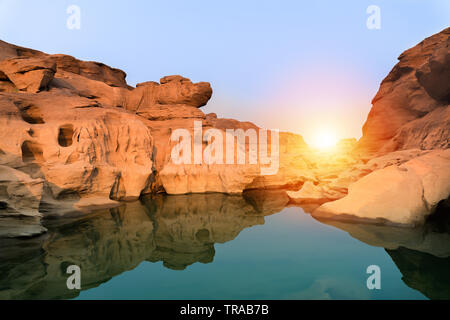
[387,247,450,300]
[357,27,449,152]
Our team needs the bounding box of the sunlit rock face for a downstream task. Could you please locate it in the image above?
[313,150,450,226]
[287,181,343,204]
[0,92,154,219]
[0,28,448,232]
[0,194,282,299]
[357,27,449,153]
[309,28,450,226]
[125,75,212,120]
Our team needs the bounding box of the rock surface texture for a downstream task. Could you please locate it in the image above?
[0,27,449,235]
[0,39,314,237]
[313,150,450,226]
[357,27,449,153]
[312,28,450,226]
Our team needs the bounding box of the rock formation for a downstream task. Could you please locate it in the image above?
[357,27,449,153]
[310,28,449,226]
[0,38,316,236]
[313,150,450,226]
[0,27,449,235]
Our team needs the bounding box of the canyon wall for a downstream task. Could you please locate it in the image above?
[312,28,450,226]
[0,39,311,236]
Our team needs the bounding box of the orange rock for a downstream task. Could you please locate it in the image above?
[0,57,56,93]
[358,27,450,153]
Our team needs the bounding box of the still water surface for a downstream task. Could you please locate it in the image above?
[1,193,449,300]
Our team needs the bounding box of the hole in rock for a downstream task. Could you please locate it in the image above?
[0,201,7,210]
[21,141,43,163]
[19,105,45,124]
[58,124,74,147]
[425,197,450,233]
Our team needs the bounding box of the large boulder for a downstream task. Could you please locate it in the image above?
[287,181,343,204]
[0,38,317,225]
[0,92,154,216]
[49,54,128,88]
[0,165,43,217]
[125,75,212,120]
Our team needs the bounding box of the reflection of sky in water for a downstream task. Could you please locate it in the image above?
[77,207,425,300]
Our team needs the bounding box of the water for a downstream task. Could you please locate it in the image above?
[1,193,449,300]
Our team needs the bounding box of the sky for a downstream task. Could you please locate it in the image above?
[0,0,449,144]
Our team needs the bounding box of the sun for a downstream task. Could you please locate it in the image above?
[312,130,338,150]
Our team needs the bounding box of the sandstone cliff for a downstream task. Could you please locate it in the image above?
[311,28,450,226]
[357,27,449,153]
[0,39,313,237]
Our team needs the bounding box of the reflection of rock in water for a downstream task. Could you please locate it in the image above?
[386,247,450,300]
[312,198,450,258]
[384,200,450,300]
[0,193,284,299]
[0,236,48,299]
[313,200,450,300]
[144,191,287,270]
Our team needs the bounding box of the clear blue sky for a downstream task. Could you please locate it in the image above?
[1,0,448,143]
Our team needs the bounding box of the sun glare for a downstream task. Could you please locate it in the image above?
[312,130,338,150]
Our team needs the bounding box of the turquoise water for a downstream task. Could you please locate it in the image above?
[76,207,425,300]
[1,193,449,300]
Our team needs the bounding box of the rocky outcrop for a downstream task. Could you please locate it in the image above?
[0,38,317,236]
[0,165,43,217]
[357,27,449,153]
[287,181,343,204]
[0,91,154,219]
[0,57,56,93]
[0,193,281,299]
[313,150,450,226]
[0,27,449,232]
[310,28,450,226]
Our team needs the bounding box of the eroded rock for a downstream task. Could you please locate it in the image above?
[313,150,450,226]
[357,27,450,152]
[0,57,56,93]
